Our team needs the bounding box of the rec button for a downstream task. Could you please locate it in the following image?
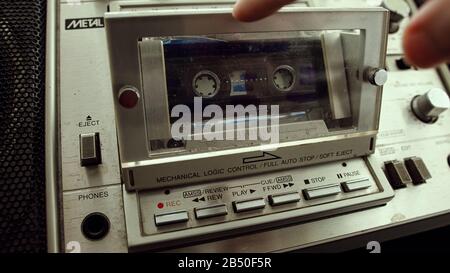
[154,210,189,226]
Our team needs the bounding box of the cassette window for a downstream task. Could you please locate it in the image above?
[138,30,365,156]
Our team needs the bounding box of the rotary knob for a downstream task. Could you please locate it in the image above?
[380,0,411,33]
[411,88,450,123]
[365,67,388,87]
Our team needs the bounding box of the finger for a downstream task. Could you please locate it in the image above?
[403,0,450,68]
[233,0,295,22]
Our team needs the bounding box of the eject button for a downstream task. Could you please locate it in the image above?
[79,133,102,167]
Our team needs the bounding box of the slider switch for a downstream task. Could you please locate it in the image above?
[404,157,432,185]
[80,133,102,167]
[396,58,412,70]
[384,160,411,189]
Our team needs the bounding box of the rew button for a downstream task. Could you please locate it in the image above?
[195,204,228,219]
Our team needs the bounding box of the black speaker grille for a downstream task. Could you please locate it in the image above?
[0,1,47,252]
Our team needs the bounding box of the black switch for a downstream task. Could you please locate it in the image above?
[404,157,432,185]
[414,0,426,8]
[384,160,411,189]
[79,133,102,167]
[396,58,412,70]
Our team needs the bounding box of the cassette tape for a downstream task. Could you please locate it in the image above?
[105,7,389,190]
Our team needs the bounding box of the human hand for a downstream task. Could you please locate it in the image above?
[233,0,450,68]
[402,0,450,68]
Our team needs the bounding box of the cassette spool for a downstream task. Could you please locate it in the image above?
[105,7,389,191]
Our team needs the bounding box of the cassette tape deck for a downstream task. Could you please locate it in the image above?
[53,0,450,253]
[106,8,390,191]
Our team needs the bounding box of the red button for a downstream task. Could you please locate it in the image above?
[118,87,140,109]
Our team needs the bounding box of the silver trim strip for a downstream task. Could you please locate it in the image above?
[321,31,351,119]
[45,0,60,253]
[139,39,172,141]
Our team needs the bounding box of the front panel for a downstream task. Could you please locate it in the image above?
[54,0,450,253]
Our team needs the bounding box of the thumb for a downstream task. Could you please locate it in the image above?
[233,0,296,22]
[403,0,450,68]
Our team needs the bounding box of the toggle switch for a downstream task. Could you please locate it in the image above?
[79,133,102,167]
[404,157,432,185]
[384,160,411,189]
[395,58,412,70]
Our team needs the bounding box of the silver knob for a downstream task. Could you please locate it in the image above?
[411,88,450,123]
[365,68,388,87]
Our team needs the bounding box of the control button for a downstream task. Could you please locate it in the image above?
[154,211,189,226]
[79,133,102,167]
[380,0,411,33]
[81,212,110,241]
[195,204,228,219]
[269,192,300,206]
[365,67,388,87]
[341,179,372,193]
[411,88,450,123]
[384,160,411,189]
[404,157,432,185]
[118,86,140,109]
[303,184,341,200]
[395,58,412,70]
[233,198,266,213]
